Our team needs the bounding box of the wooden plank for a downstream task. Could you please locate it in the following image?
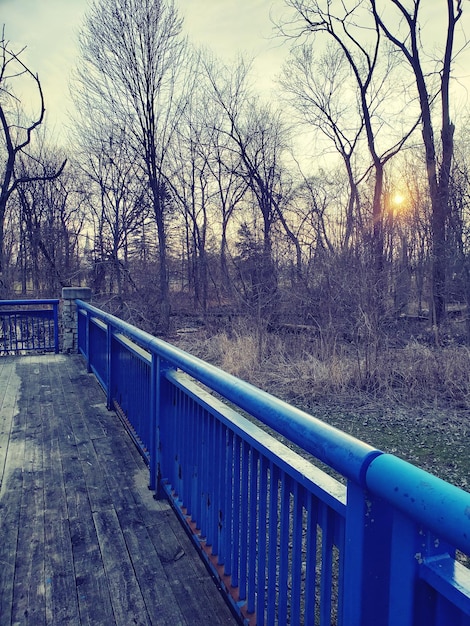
[0,468,23,622]
[91,433,190,625]
[77,437,115,512]
[0,358,20,487]
[61,449,91,521]
[42,422,69,520]
[10,367,46,626]
[44,517,81,625]
[146,507,239,626]
[69,516,115,625]
[47,356,117,625]
[60,357,110,442]
[1,354,243,626]
[91,435,139,511]
[47,356,96,520]
[12,502,46,625]
[47,359,114,513]
[93,508,152,626]
[0,359,26,623]
[118,506,188,626]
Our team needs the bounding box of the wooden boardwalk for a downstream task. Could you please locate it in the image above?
[0,354,239,626]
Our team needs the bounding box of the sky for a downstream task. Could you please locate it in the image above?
[1,0,469,147]
[0,0,286,139]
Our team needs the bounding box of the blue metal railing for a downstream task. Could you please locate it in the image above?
[76,299,470,626]
[0,299,59,355]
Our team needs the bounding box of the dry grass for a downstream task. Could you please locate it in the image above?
[173,325,470,490]
[176,327,470,408]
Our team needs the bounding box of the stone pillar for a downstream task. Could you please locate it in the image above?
[61,287,92,353]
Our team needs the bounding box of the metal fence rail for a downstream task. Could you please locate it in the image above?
[76,299,470,626]
[0,299,59,355]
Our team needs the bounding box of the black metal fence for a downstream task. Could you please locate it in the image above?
[0,299,60,355]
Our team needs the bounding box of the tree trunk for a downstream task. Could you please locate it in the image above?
[153,184,171,333]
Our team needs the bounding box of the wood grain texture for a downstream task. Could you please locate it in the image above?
[0,355,239,626]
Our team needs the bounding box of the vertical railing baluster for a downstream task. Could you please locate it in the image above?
[206,412,215,551]
[173,388,181,502]
[149,353,158,491]
[85,310,91,372]
[291,482,303,625]
[193,403,203,530]
[223,429,234,579]
[304,491,318,626]
[172,388,181,499]
[202,409,211,545]
[216,419,226,566]
[106,320,112,409]
[157,358,173,499]
[181,393,188,510]
[212,414,220,554]
[198,407,206,539]
[256,455,268,624]
[53,301,59,352]
[239,441,250,602]
[247,447,258,615]
[173,389,180,496]
[335,512,346,624]
[278,472,291,625]
[231,435,241,590]
[185,394,195,515]
[11,312,15,352]
[175,390,182,501]
[267,462,279,626]
[182,393,191,507]
[319,503,334,626]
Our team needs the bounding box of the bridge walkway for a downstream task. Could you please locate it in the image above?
[0,354,238,626]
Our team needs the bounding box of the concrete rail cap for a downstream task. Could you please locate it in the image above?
[62,287,92,300]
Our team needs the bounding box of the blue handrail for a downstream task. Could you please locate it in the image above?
[367,453,470,554]
[77,299,470,626]
[78,299,380,483]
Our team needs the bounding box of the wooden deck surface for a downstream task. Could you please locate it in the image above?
[0,354,239,626]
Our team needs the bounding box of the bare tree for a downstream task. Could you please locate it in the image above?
[371,0,465,329]
[203,57,294,315]
[281,43,364,249]
[169,99,214,311]
[77,130,148,298]
[186,59,248,295]
[210,137,247,292]
[73,0,187,331]
[0,28,65,293]
[12,145,84,294]
[280,0,420,301]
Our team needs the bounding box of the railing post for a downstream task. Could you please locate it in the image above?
[106,321,113,410]
[149,354,158,492]
[151,355,173,498]
[61,287,92,353]
[85,309,91,372]
[385,510,421,626]
[53,301,59,353]
[342,481,394,625]
[364,453,465,625]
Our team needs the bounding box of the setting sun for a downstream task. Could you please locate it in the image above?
[392,192,405,206]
